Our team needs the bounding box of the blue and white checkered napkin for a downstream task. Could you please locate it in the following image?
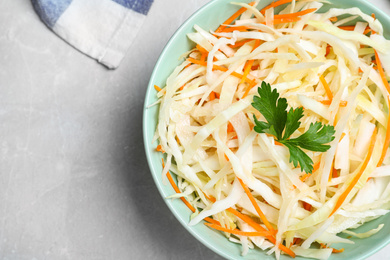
[32,0,154,69]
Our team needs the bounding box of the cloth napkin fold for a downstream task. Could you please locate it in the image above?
[32,0,154,69]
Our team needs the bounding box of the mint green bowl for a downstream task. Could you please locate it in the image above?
[143,0,390,259]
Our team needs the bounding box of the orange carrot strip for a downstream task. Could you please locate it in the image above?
[187,58,256,86]
[166,177,220,225]
[338,25,371,34]
[332,248,345,253]
[375,50,390,94]
[364,27,372,34]
[241,81,257,99]
[302,201,312,211]
[326,44,332,56]
[220,26,251,33]
[241,60,255,84]
[240,39,261,84]
[166,172,196,212]
[237,178,274,232]
[332,167,338,179]
[200,52,208,62]
[196,44,208,54]
[274,8,316,19]
[261,0,295,14]
[378,97,390,166]
[319,75,333,101]
[299,160,321,182]
[338,25,355,31]
[154,85,162,92]
[204,222,272,237]
[339,132,346,142]
[330,128,378,216]
[319,100,347,107]
[229,39,253,48]
[209,91,216,101]
[226,208,295,257]
[227,122,235,133]
[320,243,344,253]
[375,51,390,166]
[204,217,221,226]
[329,16,338,22]
[216,2,256,33]
[156,145,165,153]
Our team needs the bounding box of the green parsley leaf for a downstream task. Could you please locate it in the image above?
[252,82,335,173]
[282,142,314,174]
[252,81,287,140]
[283,107,304,140]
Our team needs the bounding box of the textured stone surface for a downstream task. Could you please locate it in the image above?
[0,0,389,259]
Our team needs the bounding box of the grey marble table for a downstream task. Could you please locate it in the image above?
[0,0,390,259]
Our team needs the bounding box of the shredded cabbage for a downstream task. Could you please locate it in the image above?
[151,1,390,259]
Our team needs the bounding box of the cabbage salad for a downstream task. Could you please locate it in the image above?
[152,0,390,259]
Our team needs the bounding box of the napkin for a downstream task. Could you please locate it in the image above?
[32,0,154,69]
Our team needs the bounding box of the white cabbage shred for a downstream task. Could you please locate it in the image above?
[151,1,390,259]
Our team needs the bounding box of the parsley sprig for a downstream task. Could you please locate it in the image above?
[252,82,335,174]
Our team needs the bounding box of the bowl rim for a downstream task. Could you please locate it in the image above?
[142,0,390,259]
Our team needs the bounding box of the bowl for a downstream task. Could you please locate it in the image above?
[143,0,390,259]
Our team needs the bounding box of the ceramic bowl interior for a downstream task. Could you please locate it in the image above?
[143,1,390,259]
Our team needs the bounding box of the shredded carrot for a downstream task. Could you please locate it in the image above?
[378,97,390,166]
[237,178,274,232]
[220,26,251,33]
[154,85,162,92]
[375,51,390,166]
[205,196,290,253]
[320,243,344,253]
[241,60,255,84]
[326,44,332,56]
[329,16,338,22]
[229,39,253,48]
[166,171,196,212]
[260,0,295,14]
[187,58,257,87]
[156,145,165,153]
[200,52,208,62]
[293,237,302,245]
[332,248,345,253]
[215,2,256,33]
[338,25,355,31]
[330,128,378,217]
[224,153,230,161]
[299,160,321,182]
[319,75,333,101]
[226,208,295,257]
[302,201,312,211]
[274,8,316,20]
[203,216,221,226]
[338,25,371,34]
[375,50,390,94]
[240,40,261,84]
[209,91,216,101]
[339,132,346,142]
[204,222,273,237]
[166,168,220,226]
[196,44,208,54]
[319,100,347,107]
[332,167,338,179]
[227,122,235,133]
[251,63,260,70]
